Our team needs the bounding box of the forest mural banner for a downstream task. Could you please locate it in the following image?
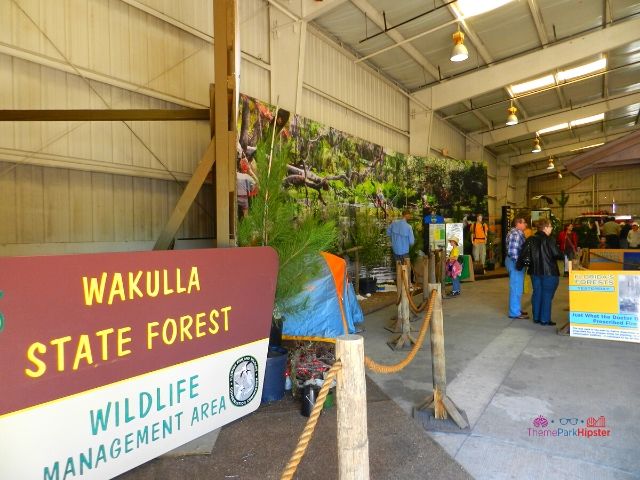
[235,94,487,222]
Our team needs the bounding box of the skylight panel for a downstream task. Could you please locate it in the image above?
[511,75,555,95]
[557,58,607,81]
[455,0,514,18]
[569,113,605,127]
[537,123,569,135]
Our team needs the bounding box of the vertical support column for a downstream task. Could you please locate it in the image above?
[213,0,237,247]
[336,335,370,480]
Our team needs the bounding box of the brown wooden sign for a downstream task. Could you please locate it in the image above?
[0,247,278,416]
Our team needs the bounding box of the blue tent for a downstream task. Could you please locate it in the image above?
[282,252,364,341]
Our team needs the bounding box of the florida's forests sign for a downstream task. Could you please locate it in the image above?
[0,247,278,479]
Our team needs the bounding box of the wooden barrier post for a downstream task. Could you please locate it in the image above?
[354,248,361,295]
[385,260,404,331]
[336,335,370,480]
[415,283,468,428]
[439,251,446,295]
[388,263,416,349]
[428,251,436,284]
[422,255,430,304]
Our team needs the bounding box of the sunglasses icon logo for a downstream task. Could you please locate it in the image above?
[559,418,580,425]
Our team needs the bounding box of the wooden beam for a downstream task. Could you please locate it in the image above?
[0,109,210,122]
[213,0,237,247]
[153,139,216,250]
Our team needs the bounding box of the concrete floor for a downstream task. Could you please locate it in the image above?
[363,274,640,480]
[116,273,640,479]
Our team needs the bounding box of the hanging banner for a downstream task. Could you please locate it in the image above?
[0,247,278,479]
[569,270,640,343]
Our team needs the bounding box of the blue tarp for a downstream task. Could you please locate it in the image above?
[282,253,363,340]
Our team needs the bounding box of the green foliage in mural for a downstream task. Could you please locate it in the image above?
[237,95,488,273]
[237,141,338,318]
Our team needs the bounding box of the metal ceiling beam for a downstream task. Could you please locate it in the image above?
[413,16,640,110]
[527,0,548,45]
[0,109,209,121]
[564,128,640,178]
[509,128,635,166]
[301,0,350,20]
[473,90,640,145]
[526,0,566,108]
[349,0,439,80]
[522,164,567,178]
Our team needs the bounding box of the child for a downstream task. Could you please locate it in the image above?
[446,236,462,297]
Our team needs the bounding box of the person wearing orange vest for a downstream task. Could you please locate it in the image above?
[471,213,489,269]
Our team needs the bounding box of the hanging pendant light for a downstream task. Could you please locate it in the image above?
[506,101,518,126]
[531,135,542,153]
[450,25,468,62]
[557,171,563,179]
[547,158,555,170]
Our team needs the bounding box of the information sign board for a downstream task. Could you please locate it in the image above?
[0,247,278,479]
[569,270,640,343]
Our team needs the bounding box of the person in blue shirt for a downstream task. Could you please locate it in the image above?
[387,210,415,263]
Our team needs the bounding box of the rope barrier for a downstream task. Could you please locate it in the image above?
[279,288,438,478]
[280,360,342,480]
[400,268,430,314]
[364,290,436,374]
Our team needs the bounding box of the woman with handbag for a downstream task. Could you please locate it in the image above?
[518,219,563,326]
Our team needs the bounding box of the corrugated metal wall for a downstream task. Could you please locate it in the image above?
[303,32,410,153]
[0,161,213,247]
[528,166,640,221]
[0,0,477,255]
[430,117,466,161]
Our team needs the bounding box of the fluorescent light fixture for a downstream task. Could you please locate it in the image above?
[570,142,604,152]
[557,58,606,81]
[537,123,569,135]
[570,113,605,127]
[511,75,555,94]
[506,104,518,126]
[531,137,542,153]
[450,29,469,62]
[455,0,513,17]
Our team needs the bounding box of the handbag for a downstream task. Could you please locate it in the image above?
[516,239,532,271]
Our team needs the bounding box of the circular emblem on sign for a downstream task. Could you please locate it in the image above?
[229,356,259,406]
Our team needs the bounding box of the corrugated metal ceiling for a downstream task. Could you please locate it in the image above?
[281,0,640,171]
